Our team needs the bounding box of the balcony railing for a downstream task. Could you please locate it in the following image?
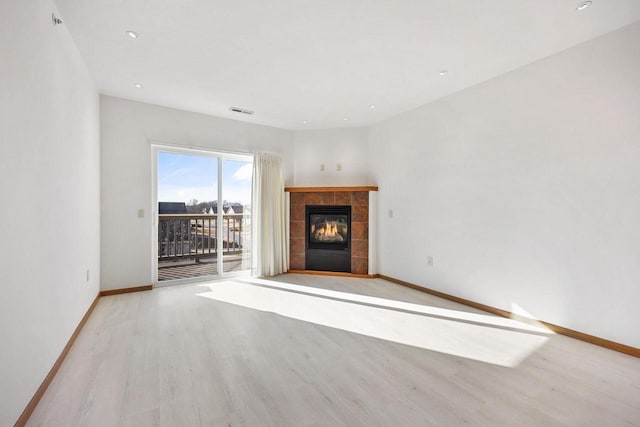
[158,214,248,262]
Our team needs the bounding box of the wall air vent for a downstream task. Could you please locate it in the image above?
[229,106,255,115]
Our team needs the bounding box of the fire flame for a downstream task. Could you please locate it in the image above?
[314,220,344,241]
[318,221,339,238]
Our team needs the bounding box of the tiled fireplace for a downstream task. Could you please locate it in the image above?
[286,187,377,276]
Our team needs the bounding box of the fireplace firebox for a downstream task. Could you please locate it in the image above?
[305,205,351,272]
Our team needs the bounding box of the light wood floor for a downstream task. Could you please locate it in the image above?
[27,275,640,426]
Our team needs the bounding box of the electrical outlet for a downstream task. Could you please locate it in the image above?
[320,164,325,172]
[336,163,342,172]
[388,209,393,218]
[427,256,434,266]
[137,209,145,218]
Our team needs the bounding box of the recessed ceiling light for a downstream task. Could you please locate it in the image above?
[303,120,308,124]
[576,1,592,11]
[343,117,349,121]
[134,83,142,88]
[126,30,139,39]
[369,105,375,109]
[439,70,448,76]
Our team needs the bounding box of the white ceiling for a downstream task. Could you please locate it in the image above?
[54,0,640,130]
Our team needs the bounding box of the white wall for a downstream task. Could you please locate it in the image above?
[100,96,294,290]
[0,0,100,425]
[369,22,640,348]
[293,128,369,186]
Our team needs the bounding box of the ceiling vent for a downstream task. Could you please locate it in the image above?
[229,106,254,115]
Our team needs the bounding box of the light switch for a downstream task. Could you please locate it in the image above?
[337,163,342,172]
[137,209,145,218]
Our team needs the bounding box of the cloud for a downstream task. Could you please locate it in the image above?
[232,163,253,182]
[167,167,193,178]
[158,185,217,204]
[158,183,251,205]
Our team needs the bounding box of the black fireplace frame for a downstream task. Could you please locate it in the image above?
[305,205,351,272]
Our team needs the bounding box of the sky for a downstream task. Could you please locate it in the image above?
[158,152,252,205]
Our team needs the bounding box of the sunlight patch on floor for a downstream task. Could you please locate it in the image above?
[510,302,550,330]
[196,278,553,367]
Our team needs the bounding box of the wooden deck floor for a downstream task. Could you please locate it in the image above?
[158,255,246,281]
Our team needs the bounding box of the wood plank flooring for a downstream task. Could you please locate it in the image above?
[27,275,640,426]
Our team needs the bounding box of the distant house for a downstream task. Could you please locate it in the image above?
[159,202,188,214]
[227,203,244,215]
[207,204,244,215]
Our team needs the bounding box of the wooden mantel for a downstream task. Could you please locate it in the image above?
[285,186,378,193]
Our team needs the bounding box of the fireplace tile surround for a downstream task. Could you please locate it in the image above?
[286,186,378,275]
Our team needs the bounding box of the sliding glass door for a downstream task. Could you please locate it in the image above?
[153,145,252,284]
[221,158,253,274]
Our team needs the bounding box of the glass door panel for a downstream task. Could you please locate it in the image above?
[157,151,219,282]
[221,158,253,274]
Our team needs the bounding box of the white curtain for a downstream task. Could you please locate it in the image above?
[251,152,288,276]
